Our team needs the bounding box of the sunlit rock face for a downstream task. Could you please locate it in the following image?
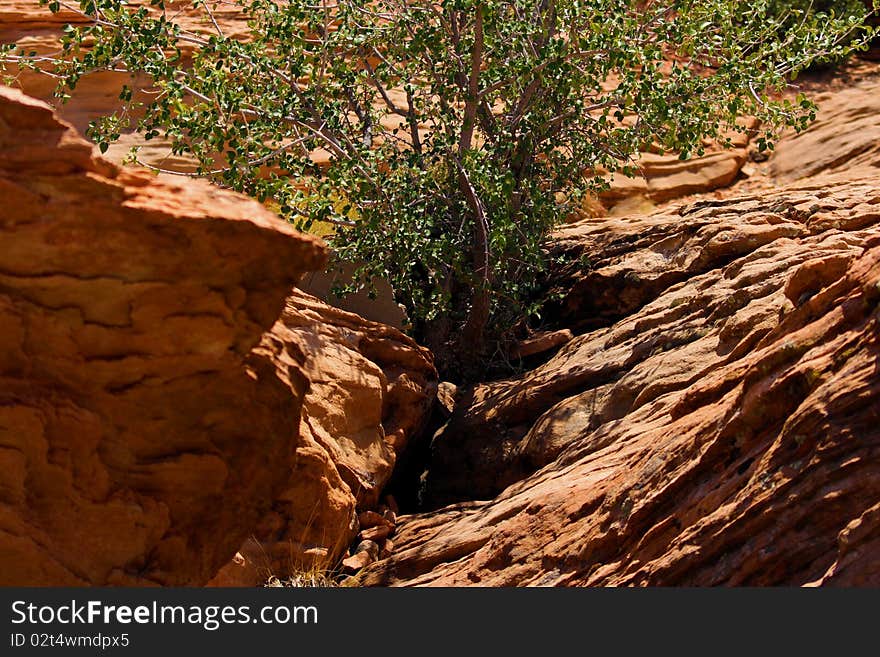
[366,76,880,586]
[0,86,328,585]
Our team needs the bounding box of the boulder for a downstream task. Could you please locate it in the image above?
[283,290,437,505]
[359,510,393,529]
[0,86,327,585]
[360,525,393,542]
[0,86,438,587]
[355,540,381,562]
[341,550,374,574]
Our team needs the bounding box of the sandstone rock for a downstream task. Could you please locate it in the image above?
[212,290,436,586]
[298,260,407,329]
[206,541,273,588]
[0,85,431,588]
[607,194,658,217]
[360,525,393,543]
[366,167,880,585]
[769,78,880,182]
[359,510,392,530]
[210,419,358,586]
[380,539,394,559]
[4,4,437,584]
[436,382,458,418]
[427,175,868,505]
[0,86,327,586]
[0,1,251,141]
[543,194,809,333]
[382,508,398,526]
[510,329,574,360]
[354,540,380,562]
[280,289,437,506]
[342,550,374,574]
[739,163,758,178]
[604,149,748,208]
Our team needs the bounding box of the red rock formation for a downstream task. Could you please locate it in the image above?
[365,65,880,582]
[211,291,436,585]
[6,1,878,589]
[0,87,438,586]
[426,175,872,506]
[364,172,880,585]
[0,86,328,585]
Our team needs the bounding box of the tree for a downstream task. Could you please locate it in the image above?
[3,0,875,378]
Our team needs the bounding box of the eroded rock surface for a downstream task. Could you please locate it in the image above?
[4,2,879,589]
[770,78,880,182]
[211,291,436,585]
[284,290,437,505]
[425,171,880,506]
[602,145,748,212]
[365,69,880,585]
[366,171,880,585]
[0,86,327,586]
[0,87,438,587]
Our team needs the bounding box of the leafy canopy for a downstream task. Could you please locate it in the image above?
[2,0,875,377]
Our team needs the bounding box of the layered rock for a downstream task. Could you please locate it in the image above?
[0,1,252,167]
[769,78,880,181]
[425,169,880,503]
[601,145,748,213]
[0,86,438,586]
[0,1,132,136]
[211,291,436,585]
[364,67,880,583]
[364,170,880,585]
[0,86,328,585]
[6,0,879,590]
[284,290,436,503]
[359,67,880,589]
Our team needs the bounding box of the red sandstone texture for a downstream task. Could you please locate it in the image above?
[0,87,437,586]
[366,174,880,586]
[363,74,880,586]
[211,291,436,585]
[0,86,326,585]
[3,1,880,588]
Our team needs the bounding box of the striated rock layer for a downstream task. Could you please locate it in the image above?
[0,86,327,585]
[365,68,880,585]
[0,1,253,169]
[366,170,880,586]
[769,78,880,182]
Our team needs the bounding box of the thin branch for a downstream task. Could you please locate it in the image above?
[458,3,483,155]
